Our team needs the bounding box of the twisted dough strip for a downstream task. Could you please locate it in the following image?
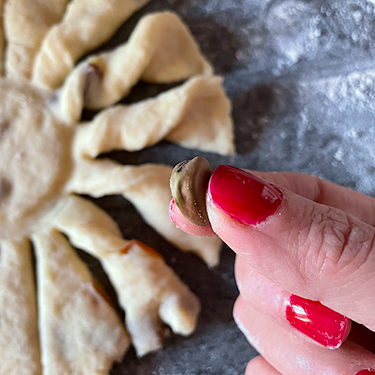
[55,12,213,123]
[67,159,222,267]
[32,0,151,90]
[4,0,70,79]
[75,76,234,156]
[52,195,201,357]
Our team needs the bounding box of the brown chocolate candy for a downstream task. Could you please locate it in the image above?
[170,157,212,227]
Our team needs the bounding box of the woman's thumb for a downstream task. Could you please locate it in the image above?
[170,164,375,330]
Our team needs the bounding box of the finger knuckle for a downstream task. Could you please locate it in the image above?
[305,207,375,280]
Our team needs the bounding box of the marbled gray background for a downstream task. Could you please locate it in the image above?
[81,0,375,373]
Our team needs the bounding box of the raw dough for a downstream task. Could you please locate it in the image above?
[0,6,235,373]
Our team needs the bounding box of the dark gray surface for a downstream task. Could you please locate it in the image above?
[82,0,375,374]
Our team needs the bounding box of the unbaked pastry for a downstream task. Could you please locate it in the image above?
[33,229,130,374]
[0,5,235,374]
[0,239,41,375]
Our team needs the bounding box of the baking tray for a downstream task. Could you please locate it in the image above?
[80,0,375,373]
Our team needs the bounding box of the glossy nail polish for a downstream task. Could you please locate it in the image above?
[356,371,375,375]
[208,165,283,226]
[285,295,348,349]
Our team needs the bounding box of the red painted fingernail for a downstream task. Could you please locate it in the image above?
[285,295,348,349]
[208,165,283,226]
[356,371,375,375]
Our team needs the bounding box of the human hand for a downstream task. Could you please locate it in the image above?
[169,162,375,374]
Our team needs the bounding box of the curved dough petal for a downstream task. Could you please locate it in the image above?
[55,11,213,122]
[68,160,222,267]
[32,0,150,89]
[33,229,129,375]
[75,76,234,156]
[52,195,201,356]
[53,195,128,257]
[0,239,41,375]
[4,0,69,79]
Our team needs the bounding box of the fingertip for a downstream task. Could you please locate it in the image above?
[169,199,216,237]
[285,295,350,350]
[206,194,258,259]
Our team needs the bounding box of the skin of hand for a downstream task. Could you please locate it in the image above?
[169,165,375,375]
